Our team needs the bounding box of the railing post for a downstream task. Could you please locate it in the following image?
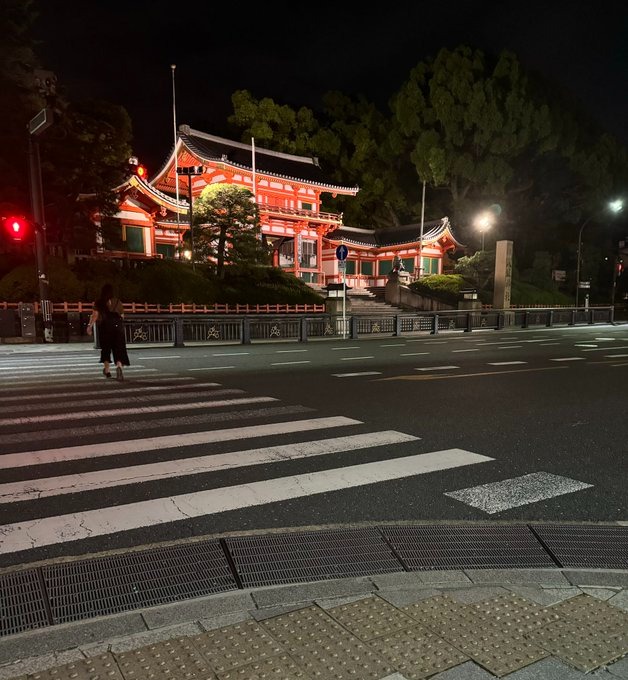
[432,314,439,335]
[569,309,576,326]
[609,306,615,325]
[546,310,554,327]
[300,316,308,342]
[173,317,184,347]
[588,309,594,325]
[394,314,401,337]
[242,317,251,344]
[465,311,472,333]
[522,310,528,329]
[350,315,358,340]
[497,311,504,330]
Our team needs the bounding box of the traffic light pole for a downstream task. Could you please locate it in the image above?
[28,132,53,342]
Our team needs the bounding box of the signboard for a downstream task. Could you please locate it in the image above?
[578,281,591,289]
[335,244,348,261]
[552,270,566,282]
[29,108,53,136]
[338,260,346,270]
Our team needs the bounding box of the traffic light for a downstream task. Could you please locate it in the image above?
[2,215,29,241]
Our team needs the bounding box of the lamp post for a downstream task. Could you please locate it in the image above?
[474,211,494,251]
[575,200,623,307]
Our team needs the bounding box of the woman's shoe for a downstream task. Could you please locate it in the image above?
[116,366,124,381]
[103,369,111,378]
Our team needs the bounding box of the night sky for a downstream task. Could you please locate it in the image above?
[34,1,628,173]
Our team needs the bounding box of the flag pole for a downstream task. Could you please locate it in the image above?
[251,136,256,202]
[171,64,181,257]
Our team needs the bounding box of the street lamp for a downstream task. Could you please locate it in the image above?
[474,211,494,251]
[575,199,624,307]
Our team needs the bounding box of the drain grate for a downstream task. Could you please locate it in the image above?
[225,528,402,587]
[381,524,556,570]
[42,540,237,624]
[531,524,628,568]
[0,568,50,637]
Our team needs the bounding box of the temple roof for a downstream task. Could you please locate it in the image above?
[152,126,359,195]
[329,218,464,249]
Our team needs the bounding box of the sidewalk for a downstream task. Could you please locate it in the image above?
[1,526,627,680]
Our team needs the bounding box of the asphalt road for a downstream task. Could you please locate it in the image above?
[0,323,626,568]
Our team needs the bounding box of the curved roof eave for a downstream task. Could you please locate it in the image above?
[112,174,189,213]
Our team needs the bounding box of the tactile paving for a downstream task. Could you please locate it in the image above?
[115,638,217,679]
[260,605,395,679]
[466,594,559,632]
[401,595,470,628]
[548,593,628,630]
[225,527,401,587]
[43,540,237,624]
[367,625,468,679]
[29,653,124,680]
[190,620,283,673]
[381,524,555,569]
[0,568,50,637]
[215,654,309,679]
[526,619,628,672]
[531,523,628,568]
[327,595,418,640]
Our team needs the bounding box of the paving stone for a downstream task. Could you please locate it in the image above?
[142,592,253,629]
[563,571,628,588]
[367,625,468,679]
[249,604,311,622]
[315,593,375,610]
[504,656,592,678]
[251,577,374,608]
[466,594,559,632]
[371,571,470,590]
[115,638,217,679]
[442,587,509,604]
[506,586,581,606]
[326,595,417,641]
[465,569,569,586]
[580,588,620,601]
[382,674,412,680]
[215,653,309,679]
[0,651,85,680]
[190,620,283,673]
[426,660,494,678]
[377,588,443,608]
[81,622,203,656]
[199,613,251,631]
[28,653,124,680]
[549,594,628,630]
[609,591,628,613]
[607,656,628,678]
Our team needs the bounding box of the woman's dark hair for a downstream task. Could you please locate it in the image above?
[99,283,114,301]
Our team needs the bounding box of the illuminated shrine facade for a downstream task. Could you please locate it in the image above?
[105,126,462,288]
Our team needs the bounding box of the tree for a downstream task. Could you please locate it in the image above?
[193,184,269,277]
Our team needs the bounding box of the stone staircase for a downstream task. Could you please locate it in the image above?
[348,287,404,315]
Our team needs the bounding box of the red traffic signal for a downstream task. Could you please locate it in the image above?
[2,215,29,241]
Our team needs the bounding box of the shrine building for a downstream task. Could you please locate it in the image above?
[104,126,463,288]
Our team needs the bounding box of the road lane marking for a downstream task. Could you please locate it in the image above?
[444,472,593,514]
[0,431,420,503]
[0,397,277,427]
[332,372,382,377]
[550,357,586,361]
[581,346,628,352]
[188,366,235,371]
[498,345,522,349]
[135,355,182,359]
[415,366,459,371]
[340,356,374,361]
[0,416,362,468]
[331,346,360,350]
[271,360,311,366]
[595,338,616,341]
[400,352,430,356]
[575,344,598,348]
[212,352,250,356]
[379,366,567,381]
[452,349,479,353]
[604,354,628,358]
[487,361,527,366]
[275,349,308,353]
[539,342,560,346]
[380,343,405,347]
[0,449,492,554]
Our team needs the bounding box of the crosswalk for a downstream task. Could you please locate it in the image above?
[0,350,597,563]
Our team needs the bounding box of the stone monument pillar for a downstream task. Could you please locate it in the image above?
[493,240,513,310]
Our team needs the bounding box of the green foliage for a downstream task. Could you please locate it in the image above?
[409,274,470,305]
[0,256,82,301]
[130,261,213,304]
[453,250,495,288]
[510,280,573,305]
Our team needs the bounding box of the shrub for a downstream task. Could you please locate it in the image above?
[409,274,470,305]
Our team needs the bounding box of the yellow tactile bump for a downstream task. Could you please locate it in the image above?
[549,593,628,630]
[191,620,283,673]
[28,653,123,680]
[526,618,628,673]
[401,595,469,626]
[465,593,560,632]
[367,625,468,679]
[215,653,309,679]
[114,638,217,679]
[326,595,418,641]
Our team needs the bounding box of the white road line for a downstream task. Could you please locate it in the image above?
[0,416,361,467]
[475,340,522,346]
[275,349,308,353]
[0,431,419,503]
[0,382,221,403]
[415,366,459,371]
[444,472,593,514]
[271,361,311,366]
[605,354,628,358]
[550,357,586,362]
[331,346,360,350]
[452,349,479,353]
[332,372,382,377]
[212,352,250,356]
[0,449,492,553]
[487,361,527,366]
[594,338,616,341]
[0,375,190,392]
[0,364,146,373]
[340,356,374,361]
[424,341,447,344]
[539,342,560,346]
[400,352,430,356]
[380,343,405,347]
[188,366,235,371]
[135,356,182,359]
[498,345,522,349]
[524,339,553,343]
[581,346,628,352]
[0,397,277,427]
[575,344,598,348]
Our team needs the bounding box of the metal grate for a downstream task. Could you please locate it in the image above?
[225,528,402,587]
[531,524,628,568]
[0,568,50,637]
[42,540,237,624]
[381,524,556,570]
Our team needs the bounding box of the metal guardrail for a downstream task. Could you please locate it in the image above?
[115,307,615,347]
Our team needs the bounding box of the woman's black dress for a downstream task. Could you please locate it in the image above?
[95,299,130,366]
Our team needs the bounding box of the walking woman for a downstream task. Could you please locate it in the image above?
[87,283,130,381]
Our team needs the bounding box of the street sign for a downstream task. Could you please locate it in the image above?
[335,244,348,261]
[29,108,53,136]
[578,281,591,289]
[338,260,346,270]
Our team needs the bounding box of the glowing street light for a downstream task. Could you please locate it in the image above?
[575,199,624,307]
[474,211,495,251]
